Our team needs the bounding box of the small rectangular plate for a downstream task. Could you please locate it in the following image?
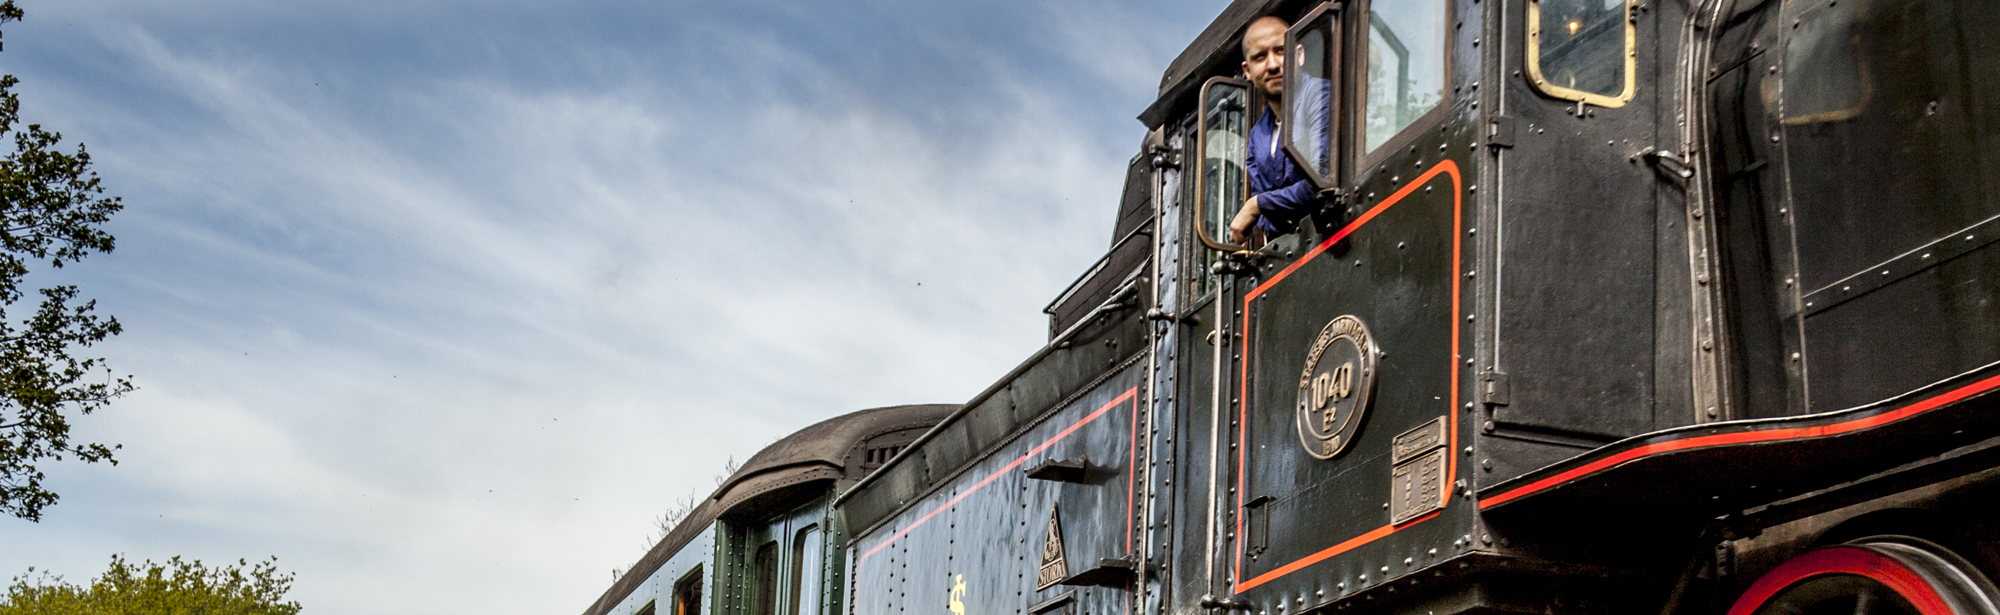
[1389,448,1447,525]
[1391,416,1447,464]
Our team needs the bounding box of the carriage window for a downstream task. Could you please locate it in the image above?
[673,568,703,615]
[1284,4,1339,187]
[1527,0,1636,107]
[1364,0,1448,153]
[754,542,780,615]
[788,526,824,615]
[1194,77,1251,256]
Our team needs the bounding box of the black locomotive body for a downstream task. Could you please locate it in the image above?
[828,1,2000,615]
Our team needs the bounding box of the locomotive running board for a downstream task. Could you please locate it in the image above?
[1477,365,2000,521]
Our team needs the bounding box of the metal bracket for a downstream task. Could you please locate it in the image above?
[1243,495,1274,556]
[1636,147,1695,179]
[1061,558,1136,588]
[1487,115,1516,149]
[1149,143,1181,170]
[1318,186,1348,207]
[1030,592,1076,614]
[1212,251,1268,277]
[1199,595,1253,611]
[1478,371,1511,405]
[1025,457,1090,483]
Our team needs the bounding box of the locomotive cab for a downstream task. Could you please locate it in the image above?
[1162,0,2000,613]
[827,0,2000,614]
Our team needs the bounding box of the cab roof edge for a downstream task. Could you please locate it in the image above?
[1140,0,1292,128]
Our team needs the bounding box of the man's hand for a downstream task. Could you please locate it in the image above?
[1229,195,1261,245]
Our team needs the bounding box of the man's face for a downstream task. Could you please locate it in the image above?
[1241,18,1287,100]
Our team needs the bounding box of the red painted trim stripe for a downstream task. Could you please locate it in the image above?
[1126,388,1140,555]
[1235,509,1444,592]
[1233,160,1464,593]
[857,387,1141,565]
[1480,372,2000,510]
[1726,546,1955,615]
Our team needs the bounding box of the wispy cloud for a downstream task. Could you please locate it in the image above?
[0,0,1219,613]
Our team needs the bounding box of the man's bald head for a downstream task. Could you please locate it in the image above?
[1241,16,1288,101]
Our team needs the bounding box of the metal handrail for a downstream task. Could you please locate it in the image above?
[1043,220,1155,316]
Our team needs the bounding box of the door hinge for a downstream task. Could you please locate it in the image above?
[1479,370,1511,405]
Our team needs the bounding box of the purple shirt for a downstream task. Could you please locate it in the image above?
[1245,107,1320,234]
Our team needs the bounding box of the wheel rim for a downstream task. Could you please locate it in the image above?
[1728,538,2000,615]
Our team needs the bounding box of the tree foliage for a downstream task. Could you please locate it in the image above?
[0,555,300,615]
[0,0,135,521]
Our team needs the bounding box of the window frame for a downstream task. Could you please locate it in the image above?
[1193,76,1255,253]
[1350,0,1456,173]
[1525,0,1638,108]
[753,541,780,615]
[787,525,823,615]
[672,567,703,615]
[1280,2,1345,191]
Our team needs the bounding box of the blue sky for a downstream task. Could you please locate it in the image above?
[0,0,1221,612]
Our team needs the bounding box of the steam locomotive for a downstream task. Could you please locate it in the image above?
[583,0,2000,614]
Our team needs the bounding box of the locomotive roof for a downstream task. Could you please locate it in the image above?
[580,403,956,615]
[1138,0,1299,128]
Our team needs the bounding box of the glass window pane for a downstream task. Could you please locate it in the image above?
[1194,79,1248,298]
[1287,22,1334,180]
[674,568,703,615]
[789,527,823,615]
[1532,0,1632,101]
[1203,84,1249,246]
[1364,1,1447,153]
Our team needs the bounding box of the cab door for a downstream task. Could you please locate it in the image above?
[1488,0,1694,451]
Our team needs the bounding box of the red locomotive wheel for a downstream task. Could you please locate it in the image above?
[1728,539,2000,615]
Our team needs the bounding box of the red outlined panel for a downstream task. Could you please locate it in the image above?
[855,387,1142,569]
[1232,160,1464,593]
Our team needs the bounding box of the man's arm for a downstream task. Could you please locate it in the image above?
[1229,196,1261,245]
[1251,179,1317,234]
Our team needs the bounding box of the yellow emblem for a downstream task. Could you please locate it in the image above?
[947,574,967,615]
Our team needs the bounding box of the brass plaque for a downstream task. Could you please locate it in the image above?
[1389,448,1446,525]
[1036,506,1069,590]
[1295,315,1380,459]
[1391,417,1447,464]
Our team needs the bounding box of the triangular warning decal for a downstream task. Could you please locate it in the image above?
[1037,505,1069,590]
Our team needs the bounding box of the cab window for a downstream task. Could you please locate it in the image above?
[1283,6,1340,187]
[1362,0,1448,154]
[1192,78,1251,297]
[1195,78,1251,251]
[1528,0,1636,107]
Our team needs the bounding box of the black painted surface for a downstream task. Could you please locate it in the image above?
[1780,0,2000,413]
[848,369,1144,615]
[1491,0,1674,441]
[817,1,2000,615]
